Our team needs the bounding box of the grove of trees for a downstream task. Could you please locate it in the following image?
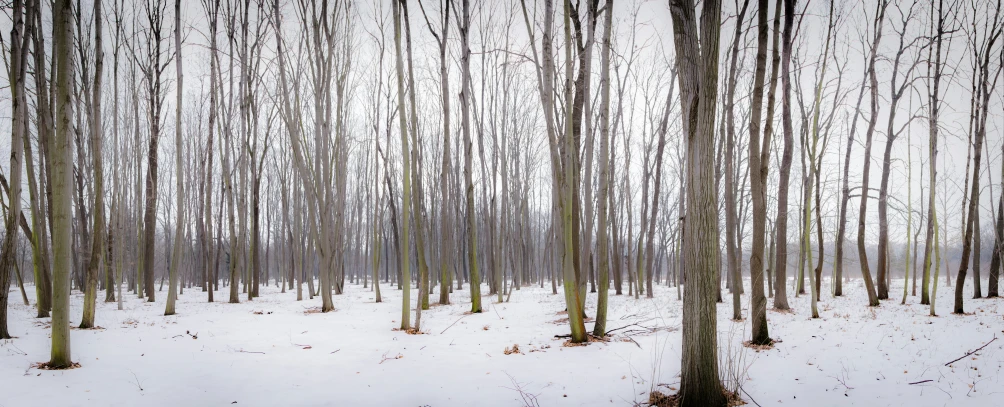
[1,0,1002,404]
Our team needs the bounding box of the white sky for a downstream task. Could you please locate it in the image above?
[0,0,1000,252]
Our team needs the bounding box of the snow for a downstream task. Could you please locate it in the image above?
[2,278,1002,406]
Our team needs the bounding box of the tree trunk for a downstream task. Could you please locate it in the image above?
[80,0,106,328]
[855,0,888,307]
[747,0,773,344]
[723,0,749,321]
[459,0,482,314]
[954,9,1001,312]
[1,0,32,339]
[49,0,76,367]
[989,194,1002,298]
[593,0,614,337]
[669,0,726,404]
[772,0,795,311]
[165,0,184,316]
[392,0,414,329]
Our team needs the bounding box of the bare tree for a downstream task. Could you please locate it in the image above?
[925,0,957,315]
[877,0,923,301]
[593,0,614,336]
[723,0,750,320]
[49,0,76,368]
[164,0,184,315]
[772,0,795,311]
[79,0,106,328]
[392,0,415,328]
[0,0,33,339]
[417,0,454,305]
[801,0,836,318]
[132,0,173,303]
[747,0,774,344]
[459,0,482,313]
[853,0,889,307]
[954,0,1002,314]
[668,0,726,404]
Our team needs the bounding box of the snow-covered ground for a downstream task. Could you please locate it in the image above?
[2,278,1002,406]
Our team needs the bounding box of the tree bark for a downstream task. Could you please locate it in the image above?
[1,0,32,339]
[80,0,106,328]
[669,0,725,404]
[772,0,795,311]
[747,0,773,344]
[459,0,482,314]
[165,0,184,316]
[723,0,750,321]
[855,0,888,307]
[49,0,76,368]
[954,6,1001,313]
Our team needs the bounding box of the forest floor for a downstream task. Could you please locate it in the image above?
[2,277,1003,406]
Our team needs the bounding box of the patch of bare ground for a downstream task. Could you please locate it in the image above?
[648,388,745,407]
[72,325,105,330]
[390,327,425,335]
[742,338,777,351]
[302,307,335,315]
[558,334,608,347]
[33,361,81,370]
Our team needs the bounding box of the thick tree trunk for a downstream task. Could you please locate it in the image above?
[747,0,773,344]
[49,0,76,368]
[669,0,726,404]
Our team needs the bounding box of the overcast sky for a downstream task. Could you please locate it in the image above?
[0,0,1000,252]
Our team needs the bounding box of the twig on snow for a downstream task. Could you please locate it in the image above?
[603,323,641,335]
[379,351,402,364]
[4,342,27,356]
[624,335,642,349]
[908,379,933,385]
[502,371,542,407]
[944,336,997,366]
[440,313,471,334]
[738,383,762,407]
[128,369,145,392]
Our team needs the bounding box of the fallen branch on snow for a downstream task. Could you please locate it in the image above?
[379,351,403,364]
[944,336,997,366]
[502,372,542,407]
[440,313,471,334]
